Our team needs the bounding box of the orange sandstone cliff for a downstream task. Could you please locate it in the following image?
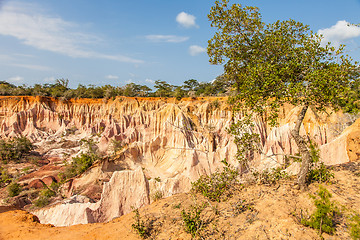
[0,96,358,226]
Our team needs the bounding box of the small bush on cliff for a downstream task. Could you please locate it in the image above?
[33,188,56,207]
[0,167,12,187]
[34,196,50,208]
[109,138,123,156]
[62,152,99,179]
[192,159,238,202]
[0,136,33,163]
[72,153,98,174]
[301,185,339,235]
[7,182,22,197]
[151,190,163,202]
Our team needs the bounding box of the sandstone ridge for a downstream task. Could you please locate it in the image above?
[0,96,358,226]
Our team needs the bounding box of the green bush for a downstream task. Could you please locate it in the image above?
[301,185,339,235]
[0,167,12,187]
[34,196,50,208]
[72,153,97,174]
[62,152,98,179]
[350,213,360,240]
[181,203,206,238]
[307,162,334,184]
[109,139,123,156]
[306,142,334,183]
[151,190,163,202]
[0,137,33,163]
[209,99,220,111]
[7,182,22,197]
[252,167,289,185]
[192,159,238,202]
[41,188,56,198]
[33,188,57,208]
[131,209,152,239]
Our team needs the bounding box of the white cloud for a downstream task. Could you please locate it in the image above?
[106,75,119,79]
[176,12,198,28]
[189,45,206,56]
[43,76,55,82]
[318,20,360,47]
[7,76,24,83]
[146,35,189,43]
[11,63,51,71]
[145,78,155,83]
[0,1,143,63]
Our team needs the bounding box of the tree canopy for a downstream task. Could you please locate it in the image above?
[208,0,360,188]
[0,76,233,99]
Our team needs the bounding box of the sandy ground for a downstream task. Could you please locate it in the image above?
[0,164,359,240]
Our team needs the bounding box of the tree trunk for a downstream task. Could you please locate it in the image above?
[290,105,311,190]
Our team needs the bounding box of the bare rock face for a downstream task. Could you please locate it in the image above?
[88,167,150,223]
[0,96,358,226]
[32,167,149,226]
[320,118,360,165]
[28,179,45,189]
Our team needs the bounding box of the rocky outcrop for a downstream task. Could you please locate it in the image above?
[33,167,149,226]
[0,96,358,226]
[320,118,360,165]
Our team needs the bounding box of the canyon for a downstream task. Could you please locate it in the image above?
[0,96,359,227]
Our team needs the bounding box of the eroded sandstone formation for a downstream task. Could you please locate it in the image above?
[0,96,358,226]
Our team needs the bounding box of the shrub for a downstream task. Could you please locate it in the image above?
[109,139,123,156]
[173,203,181,209]
[41,188,56,198]
[307,141,334,183]
[33,188,56,208]
[63,152,98,179]
[34,196,50,208]
[252,167,289,185]
[192,159,238,202]
[72,153,97,174]
[7,182,22,197]
[131,209,152,239]
[209,99,220,111]
[0,167,12,187]
[301,185,339,235]
[307,162,334,184]
[350,213,360,240]
[181,203,206,238]
[13,136,34,158]
[151,190,163,202]
[0,137,33,163]
[0,140,14,164]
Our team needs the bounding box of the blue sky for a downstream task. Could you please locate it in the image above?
[0,0,359,88]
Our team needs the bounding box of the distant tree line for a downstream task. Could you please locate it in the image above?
[0,75,233,99]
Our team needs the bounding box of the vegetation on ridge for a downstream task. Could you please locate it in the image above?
[0,75,233,99]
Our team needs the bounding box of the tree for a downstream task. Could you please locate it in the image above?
[139,85,152,97]
[182,79,199,92]
[208,0,359,189]
[154,80,173,97]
